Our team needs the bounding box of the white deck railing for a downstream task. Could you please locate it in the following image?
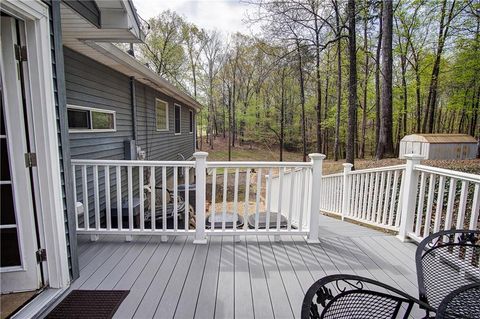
[318,155,479,242]
[71,153,324,243]
[72,153,479,244]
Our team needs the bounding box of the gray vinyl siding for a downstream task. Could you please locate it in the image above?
[135,84,195,161]
[64,48,196,228]
[64,47,134,160]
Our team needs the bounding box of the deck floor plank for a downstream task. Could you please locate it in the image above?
[153,237,196,319]
[173,239,210,319]
[113,237,175,319]
[133,236,188,319]
[194,236,222,319]
[234,237,255,319]
[70,215,426,319]
[214,236,235,319]
[246,236,274,319]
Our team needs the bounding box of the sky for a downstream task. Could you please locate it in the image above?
[132,0,257,35]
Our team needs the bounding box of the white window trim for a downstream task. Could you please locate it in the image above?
[174,103,181,135]
[67,104,116,133]
[155,98,169,132]
[189,110,194,134]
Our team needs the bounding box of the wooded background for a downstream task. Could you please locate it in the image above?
[129,0,479,167]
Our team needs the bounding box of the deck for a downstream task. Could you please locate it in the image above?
[69,215,421,319]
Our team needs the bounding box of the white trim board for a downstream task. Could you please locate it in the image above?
[1,0,70,290]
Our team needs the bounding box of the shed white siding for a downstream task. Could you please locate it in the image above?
[399,134,477,160]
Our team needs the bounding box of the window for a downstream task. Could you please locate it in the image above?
[155,98,168,131]
[174,104,181,134]
[67,105,115,132]
[189,110,194,133]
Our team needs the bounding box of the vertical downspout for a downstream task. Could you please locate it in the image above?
[130,76,137,140]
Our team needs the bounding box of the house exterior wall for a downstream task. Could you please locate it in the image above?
[64,47,196,229]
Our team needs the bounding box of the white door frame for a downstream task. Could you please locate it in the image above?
[1,0,70,290]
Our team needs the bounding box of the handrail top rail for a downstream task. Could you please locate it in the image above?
[207,161,312,168]
[322,172,343,178]
[414,164,480,183]
[347,164,406,175]
[71,159,195,167]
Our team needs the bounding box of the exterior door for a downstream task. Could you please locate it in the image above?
[0,15,42,293]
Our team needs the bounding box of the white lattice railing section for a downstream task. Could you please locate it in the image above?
[406,163,480,242]
[72,153,325,243]
[71,159,196,239]
[320,173,343,216]
[346,165,406,231]
[206,162,312,235]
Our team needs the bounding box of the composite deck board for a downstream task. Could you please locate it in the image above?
[133,236,188,318]
[245,236,275,319]
[257,235,295,319]
[174,241,209,319]
[194,237,222,319]
[71,215,424,319]
[234,238,254,319]
[153,238,196,319]
[214,236,235,319]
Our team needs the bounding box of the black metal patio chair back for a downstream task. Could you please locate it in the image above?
[301,274,434,319]
[416,229,480,310]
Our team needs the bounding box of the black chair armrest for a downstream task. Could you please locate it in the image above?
[302,274,436,319]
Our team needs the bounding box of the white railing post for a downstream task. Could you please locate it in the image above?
[397,154,423,241]
[307,153,326,243]
[193,152,208,244]
[342,163,353,220]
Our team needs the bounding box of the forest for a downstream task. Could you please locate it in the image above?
[129,0,479,166]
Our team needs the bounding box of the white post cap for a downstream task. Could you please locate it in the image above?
[308,153,326,160]
[404,154,424,160]
[342,163,354,168]
[193,151,208,158]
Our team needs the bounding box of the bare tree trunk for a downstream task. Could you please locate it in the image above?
[423,0,456,133]
[295,39,308,162]
[280,68,285,161]
[315,19,322,153]
[376,0,394,159]
[346,0,357,166]
[360,9,369,159]
[334,0,342,161]
[375,2,383,149]
[228,85,232,161]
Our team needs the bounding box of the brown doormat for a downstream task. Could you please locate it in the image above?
[46,290,129,319]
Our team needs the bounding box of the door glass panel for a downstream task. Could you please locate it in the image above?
[0,96,5,135]
[0,228,21,267]
[1,185,16,225]
[1,138,10,180]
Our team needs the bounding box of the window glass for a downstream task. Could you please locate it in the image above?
[68,109,89,129]
[189,111,193,133]
[92,111,114,130]
[156,99,168,130]
[175,105,181,134]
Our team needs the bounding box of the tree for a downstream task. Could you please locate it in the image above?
[346,0,357,166]
[376,0,394,159]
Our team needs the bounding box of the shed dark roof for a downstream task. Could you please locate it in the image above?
[401,134,477,144]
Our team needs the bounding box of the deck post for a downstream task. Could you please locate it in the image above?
[307,153,326,243]
[193,152,208,244]
[341,163,353,220]
[397,154,423,241]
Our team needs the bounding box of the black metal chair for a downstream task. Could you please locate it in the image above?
[301,274,435,319]
[416,230,480,311]
[436,282,480,319]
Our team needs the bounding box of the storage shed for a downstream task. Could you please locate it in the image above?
[398,134,478,160]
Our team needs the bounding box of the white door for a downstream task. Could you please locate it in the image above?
[0,15,42,293]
